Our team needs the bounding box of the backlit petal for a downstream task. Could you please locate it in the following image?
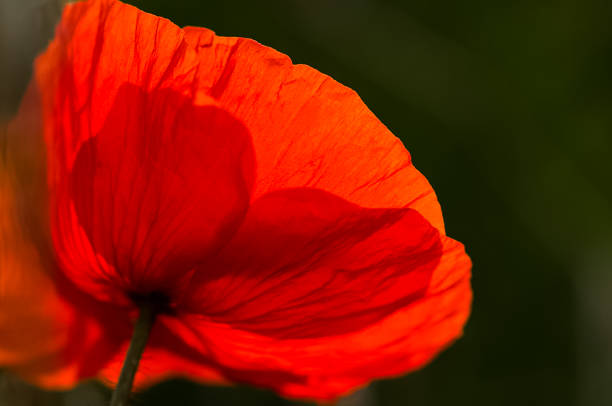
[184,27,445,234]
[113,237,470,400]
[35,0,255,304]
[183,188,442,339]
[1,95,126,388]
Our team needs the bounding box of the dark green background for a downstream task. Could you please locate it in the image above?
[1,0,611,405]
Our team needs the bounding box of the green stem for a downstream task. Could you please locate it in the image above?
[109,303,156,406]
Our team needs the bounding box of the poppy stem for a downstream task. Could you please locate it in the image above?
[109,303,157,406]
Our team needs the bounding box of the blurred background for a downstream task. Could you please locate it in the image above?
[1,0,611,405]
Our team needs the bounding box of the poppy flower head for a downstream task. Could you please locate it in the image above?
[6,0,472,400]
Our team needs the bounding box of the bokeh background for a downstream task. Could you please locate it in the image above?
[1,0,611,405]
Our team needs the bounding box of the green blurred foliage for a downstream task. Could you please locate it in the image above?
[1,0,611,405]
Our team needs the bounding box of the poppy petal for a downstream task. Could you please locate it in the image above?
[184,27,445,234]
[183,187,443,339]
[35,0,255,304]
[2,82,129,389]
[0,165,67,384]
[115,236,470,400]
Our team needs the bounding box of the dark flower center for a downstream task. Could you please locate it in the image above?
[128,290,173,315]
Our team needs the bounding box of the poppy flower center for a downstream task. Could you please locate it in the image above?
[127,290,172,315]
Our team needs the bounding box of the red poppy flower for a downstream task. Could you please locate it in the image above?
[5,0,471,400]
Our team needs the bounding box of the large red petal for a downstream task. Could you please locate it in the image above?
[0,164,68,385]
[183,188,442,339]
[99,236,470,400]
[1,88,126,388]
[205,236,471,400]
[35,0,254,304]
[183,27,445,234]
